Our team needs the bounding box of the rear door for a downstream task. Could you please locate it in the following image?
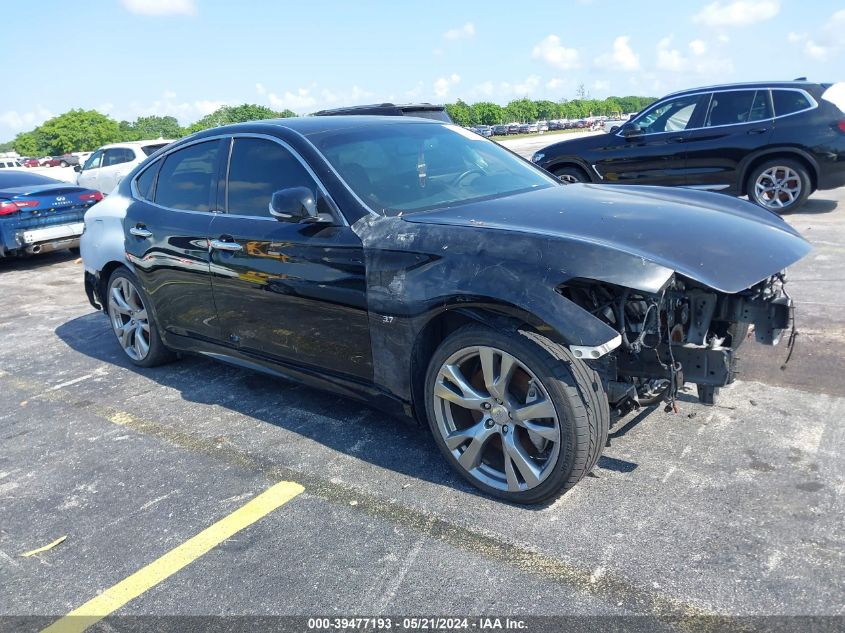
[124,139,225,343]
[596,92,708,186]
[208,135,372,380]
[680,89,774,192]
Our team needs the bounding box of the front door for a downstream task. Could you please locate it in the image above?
[597,92,708,186]
[208,136,372,380]
[124,139,226,343]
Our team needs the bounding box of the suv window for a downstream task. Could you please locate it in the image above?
[705,90,772,127]
[772,90,812,116]
[142,143,169,157]
[103,148,134,167]
[635,94,702,133]
[154,141,219,212]
[82,150,103,171]
[226,138,319,218]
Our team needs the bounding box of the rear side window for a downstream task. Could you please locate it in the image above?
[154,141,219,212]
[135,161,160,201]
[705,90,771,126]
[772,90,812,116]
[103,148,134,167]
[226,138,318,218]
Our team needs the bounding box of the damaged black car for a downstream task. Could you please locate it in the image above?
[80,116,811,504]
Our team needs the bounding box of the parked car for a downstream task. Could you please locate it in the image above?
[313,102,453,123]
[80,116,808,504]
[507,123,520,134]
[42,154,80,168]
[532,80,845,212]
[538,121,549,132]
[475,125,493,138]
[75,140,172,194]
[0,170,102,257]
[0,159,23,169]
[518,123,531,134]
[492,124,509,136]
[22,158,41,168]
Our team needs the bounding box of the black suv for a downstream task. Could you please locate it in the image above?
[532,81,845,212]
[313,102,453,123]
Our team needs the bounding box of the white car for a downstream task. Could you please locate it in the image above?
[76,140,172,194]
[0,159,22,169]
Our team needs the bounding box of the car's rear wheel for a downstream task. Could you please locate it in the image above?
[747,159,811,213]
[106,267,174,367]
[553,165,588,184]
[59,161,68,167]
[424,325,608,504]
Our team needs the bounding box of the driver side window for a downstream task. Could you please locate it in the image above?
[83,150,103,171]
[635,95,702,134]
[226,138,323,218]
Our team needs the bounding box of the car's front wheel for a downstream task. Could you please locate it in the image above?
[553,165,588,184]
[424,325,608,504]
[747,159,811,213]
[106,267,174,367]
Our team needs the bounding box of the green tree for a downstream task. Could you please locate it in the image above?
[534,100,559,121]
[187,104,295,133]
[503,98,538,123]
[444,99,474,127]
[13,131,39,156]
[33,110,122,154]
[121,115,184,141]
[471,102,503,125]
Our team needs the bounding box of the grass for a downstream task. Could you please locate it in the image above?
[490,128,594,141]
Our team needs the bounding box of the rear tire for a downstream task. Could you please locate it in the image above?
[424,324,608,504]
[106,267,174,368]
[553,165,589,184]
[746,159,811,213]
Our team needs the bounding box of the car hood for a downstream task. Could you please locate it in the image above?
[401,184,811,294]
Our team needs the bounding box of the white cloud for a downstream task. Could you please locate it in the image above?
[692,1,779,27]
[121,0,197,16]
[405,81,424,99]
[656,36,689,72]
[473,81,495,97]
[592,79,611,93]
[513,75,541,95]
[546,78,568,90]
[255,83,266,95]
[595,35,640,71]
[689,39,707,55]
[531,35,580,70]
[787,9,845,61]
[120,92,230,124]
[0,106,53,136]
[433,74,461,98]
[268,88,317,111]
[803,40,830,61]
[443,22,475,40]
[433,48,444,57]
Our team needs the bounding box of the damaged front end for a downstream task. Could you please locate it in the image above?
[559,272,794,409]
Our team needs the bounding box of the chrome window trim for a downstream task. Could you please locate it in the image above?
[130,132,347,227]
[615,87,818,138]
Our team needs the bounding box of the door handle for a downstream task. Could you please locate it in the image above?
[668,136,685,143]
[747,127,769,135]
[129,225,153,238]
[209,238,243,252]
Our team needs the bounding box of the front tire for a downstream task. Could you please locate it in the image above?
[424,325,608,504]
[106,267,174,367]
[747,159,811,213]
[553,165,589,184]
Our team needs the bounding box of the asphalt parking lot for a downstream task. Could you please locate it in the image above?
[1,136,843,631]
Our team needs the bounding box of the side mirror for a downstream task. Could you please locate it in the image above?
[73,165,82,173]
[609,125,620,134]
[269,187,332,224]
[622,124,643,139]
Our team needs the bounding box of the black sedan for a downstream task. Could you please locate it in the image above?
[80,116,809,504]
[532,80,845,213]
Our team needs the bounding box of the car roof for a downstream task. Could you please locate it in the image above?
[664,80,822,98]
[312,102,445,116]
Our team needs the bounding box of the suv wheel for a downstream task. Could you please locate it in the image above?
[553,166,588,184]
[747,159,811,213]
[424,325,608,504]
[106,267,174,367]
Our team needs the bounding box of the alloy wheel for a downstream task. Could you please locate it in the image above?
[753,166,802,210]
[108,277,151,361]
[432,345,561,493]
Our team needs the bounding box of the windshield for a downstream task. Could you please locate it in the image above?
[311,123,557,215]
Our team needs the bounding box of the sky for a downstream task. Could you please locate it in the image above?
[2,0,844,141]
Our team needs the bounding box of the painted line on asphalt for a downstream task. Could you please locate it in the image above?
[41,480,304,633]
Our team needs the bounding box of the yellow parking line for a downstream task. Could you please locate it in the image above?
[42,480,304,633]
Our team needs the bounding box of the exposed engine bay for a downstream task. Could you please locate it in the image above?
[559,273,794,409]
